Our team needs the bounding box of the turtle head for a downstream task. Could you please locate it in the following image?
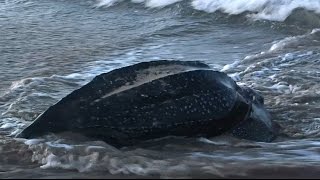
[231,86,280,142]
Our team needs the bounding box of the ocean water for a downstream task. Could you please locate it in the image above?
[1,0,320,178]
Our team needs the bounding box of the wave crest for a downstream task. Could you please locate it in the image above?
[192,0,320,22]
[96,0,320,27]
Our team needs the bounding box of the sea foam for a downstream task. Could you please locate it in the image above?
[96,0,320,22]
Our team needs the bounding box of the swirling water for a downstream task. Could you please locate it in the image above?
[1,0,320,178]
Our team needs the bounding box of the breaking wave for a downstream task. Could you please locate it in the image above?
[96,0,320,27]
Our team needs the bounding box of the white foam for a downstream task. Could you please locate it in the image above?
[40,152,100,172]
[270,29,320,52]
[95,0,319,22]
[282,53,294,61]
[24,139,45,145]
[221,60,240,72]
[95,0,320,22]
[20,134,320,177]
[96,0,120,7]
[229,73,241,82]
[97,0,182,8]
[0,122,16,129]
[0,117,23,136]
[311,28,320,34]
[7,128,20,136]
[269,36,301,52]
[45,142,74,150]
[145,0,182,8]
[192,0,320,22]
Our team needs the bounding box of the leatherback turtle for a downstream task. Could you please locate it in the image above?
[16,60,278,147]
